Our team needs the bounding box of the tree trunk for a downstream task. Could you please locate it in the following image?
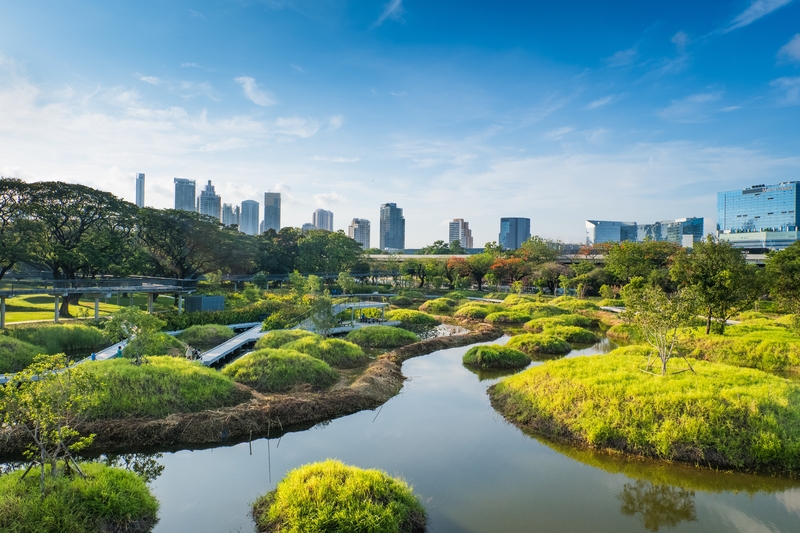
[705,308,712,335]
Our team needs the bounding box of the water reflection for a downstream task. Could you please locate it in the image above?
[462,364,528,382]
[98,453,165,484]
[619,480,697,531]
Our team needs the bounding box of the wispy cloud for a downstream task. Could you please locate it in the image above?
[273,116,319,137]
[138,75,160,85]
[179,80,217,100]
[290,64,305,73]
[314,191,345,207]
[312,155,360,163]
[328,115,344,131]
[770,77,800,105]
[778,34,800,63]
[605,46,638,67]
[542,126,574,140]
[234,76,276,106]
[389,91,407,97]
[718,0,794,34]
[659,91,723,122]
[372,0,404,28]
[189,9,205,20]
[181,62,199,68]
[586,94,627,110]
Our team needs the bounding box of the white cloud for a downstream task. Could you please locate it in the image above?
[178,80,217,100]
[658,91,723,122]
[234,76,276,106]
[586,95,619,109]
[273,117,319,138]
[328,115,344,131]
[778,34,800,62]
[372,0,404,28]
[719,0,794,34]
[181,62,199,68]
[189,9,205,19]
[671,31,690,51]
[389,91,407,97]
[290,64,305,73]
[139,75,160,85]
[312,155,360,163]
[770,77,800,104]
[605,46,638,67]
[543,126,574,140]
[314,191,345,207]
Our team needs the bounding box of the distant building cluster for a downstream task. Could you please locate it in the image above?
[585,218,703,247]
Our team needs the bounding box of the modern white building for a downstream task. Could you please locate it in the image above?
[313,208,334,231]
[197,180,222,220]
[240,200,260,236]
[448,218,473,249]
[174,178,196,212]
[135,173,145,208]
[348,218,371,249]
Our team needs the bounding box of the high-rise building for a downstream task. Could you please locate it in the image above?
[380,203,405,250]
[174,178,196,212]
[312,209,334,231]
[585,218,703,246]
[263,192,281,233]
[301,223,316,232]
[499,217,530,250]
[348,218,371,249]
[240,200,260,236]
[448,219,473,249]
[197,180,222,220]
[222,204,239,227]
[585,220,637,245]
[135,173,145,208]
[717,182,800,250]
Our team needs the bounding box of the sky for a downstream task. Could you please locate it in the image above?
[1,0,799,247]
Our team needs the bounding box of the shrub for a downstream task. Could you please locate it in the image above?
[345,326,418,348]
[544,325,598,344]
[0,337,45,374]
[283,337,369,368]
[506,334,571,356]
[176,324,235,348]
[598,298,625,307]
[385,309,441,332]
[124,332,186,358]
[389,296,413,306]
[510,303,570,318]
[252,460,426,533]
[418,298,456,314]
[485,311,532,324]
[9,324,108,355]
[157,299,284,330]
[485,292,512,300]
[489,354,800,474]
[502,294,536,305]
[261,305,309,331]
[551,296,600,311]
[222,348,338,393]
[0,462,159,533]
[524,314,595,332]
[463,344,530,369]
[255,329,318,350]
[607,324,641,342]
[454,305,489,320]
[82,356,250,419]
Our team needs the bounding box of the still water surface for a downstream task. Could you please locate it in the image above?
[141,337,800,532]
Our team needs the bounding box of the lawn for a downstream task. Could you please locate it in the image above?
[3,294,177,324]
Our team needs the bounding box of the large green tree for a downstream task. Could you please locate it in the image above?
[466,253,495,291]
[295,230,364,274]
[0,178,43,281]
[765,241,800,314]
[605,241,681,285]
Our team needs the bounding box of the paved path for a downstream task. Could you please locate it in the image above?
[199,325,267,367]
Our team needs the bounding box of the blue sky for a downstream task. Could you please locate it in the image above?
[1,1,799,246]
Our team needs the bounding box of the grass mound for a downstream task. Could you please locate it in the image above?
[524,314,595,332]
[83,356,251,419]
[255,329,318,350]
[385,309,441,332]
[509,303,570,318]
[551,296,600,311]
[502,294,535,305]
[489,354,800,474]
[389,296,413,306]
[544,325,598,344]
[606,324,640,342]
[222,348,338,393]
[506,333,571,357]
[418,298,456,314]
[283,336,369,368]
[9,324,108,355]
[463,344,530,369]
[0,336,45,374]
[124,332,186,358]
[252,459,426,533]
[176,324,234,348]
[485,311,531,324]
[0,462,159,533]
[683,333,800,373]
[454,305,489,320]
[344,326,418,348]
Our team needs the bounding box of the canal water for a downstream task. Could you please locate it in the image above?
[133,337,800,532]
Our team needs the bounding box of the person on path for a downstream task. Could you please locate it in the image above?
[90,352,96,361]
[116,346,123,358]
[186,345,193,359]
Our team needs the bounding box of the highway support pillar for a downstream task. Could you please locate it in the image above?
[54,295,60,323]
[147,293,154,314]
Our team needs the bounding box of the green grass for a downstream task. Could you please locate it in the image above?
[463,344,530,369]
[551,296,600,311]
[384,309,441,332]
[454,305,489,319]
[123,332,186,358]
[506,333,571,357]
[543,325,598,344]
[485,311,532,324]
[8,324,108,355]
[255,329,318,350]
[222,348,338,393]
[388,296,413,307]
[418,298,456,314]
[176,324,234,349]
[598,299,625,307]
[0,336,45,374]
[683,332,800,372]
[252,459,426,533]
[607,324,641,342]
[344,326,419,349]
[0,462,159,533]
[490,353,800,474]
[509,303,570,319]
[502,294,537,305]
[2,294,175,323]
[283,336,369,368]
[524,314,595,332]
[82,356,251,419]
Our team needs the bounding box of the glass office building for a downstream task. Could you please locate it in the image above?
[499,218,531,250]
[262,192,281,233]
[586,218,703,246]
[173,178,196,212]
[380,203,405,250]
[717,182,800,250]
[585,220,637,245]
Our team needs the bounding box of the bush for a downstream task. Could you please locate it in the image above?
[124,332,186,358]
[524,314,595,332]
[345,326,418,348]
[252,460,426,533]
[544,325,598,344]
[598,299,625,307]
[261,304,309,331]
[82,356,251,419]
[385,309,441,332]
[389,296,413,306]
[176,324,235,348]
[9,324,108,355]
[255,329,318,350]
[510,303,570,319]
[157,299,284,330]
[607,324,641,342]
[485,311,531,324]
[489,354,800,474]
[502,294,536,305]
[418,298,456,314]
[454,305,489,320]
[283,336,369,368]
[463,344,530,369]
[506,334,571,356]
[0,336,45,374]
[222,348,338,393]
[0,462,159,533]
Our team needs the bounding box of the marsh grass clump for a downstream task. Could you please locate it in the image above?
[502,294,536,305]
[385,309,441,332]
[283,336,369,368]
[551,296,600,312]
[124,332,186,358]
[463,344,530,369]
[0,462,159,533]
[607,324,641,342]
[252,459,426,533]
[344,326,418,348]
[222,348,338,393]
[509,303,569,319]
[489,354,800,474]
[176,324,234,349]
[524,314,595,332]
[485,311,532,324]
[82,356,250,419]
[506,333,571,357]
[543,325,598,344]
[255,329,318,350]
[418,298,456,314]
[9,324,108,355]
[454,305,489,320]
[0,336,45,374]
[389,296,413,307]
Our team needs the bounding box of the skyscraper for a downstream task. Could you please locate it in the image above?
[197,180,222,220]
[263,192,281,233]
[585,218,703,246]
[348,218,371,249]
[585,220,637,245]
[380,203,405,250]
[222,204,240,227]
[717,182,800,250]
[135,173,145,208]
[313,209,334,231]
[448,218,473,249]
[240,200,260,236]
[174,178,196,212]
[499,217,530,250]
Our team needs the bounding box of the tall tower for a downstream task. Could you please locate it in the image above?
[312,209,334,231]
[379,203,405,251]
[348,218,371,249]
[499,217,531,250]
[135,173,145,208]
[197,180,222,220]
[263,192,281,233]
[173,178,196,212]
[222,204,239,227]
[240,200,260,236]
[448,219,473,249]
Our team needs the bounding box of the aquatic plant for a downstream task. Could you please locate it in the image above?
[506,334,571,356]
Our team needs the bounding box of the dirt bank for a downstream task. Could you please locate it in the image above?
[0,323,502,454]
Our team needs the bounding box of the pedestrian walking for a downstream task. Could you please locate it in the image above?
[186,345,193,359]
[116,346,123,358]
[90,352,96,361]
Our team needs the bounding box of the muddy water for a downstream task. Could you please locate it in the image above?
[136,337,800,532]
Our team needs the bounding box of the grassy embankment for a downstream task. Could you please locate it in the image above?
[0,324,110,373]
[385,309,441,332]
[344,325,419,348]
[176,324,235,350]
[222,348,338,393]
[463,344,530,369]
[251,460,426,533]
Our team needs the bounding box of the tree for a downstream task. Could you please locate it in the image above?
[466,254,495,291]
[309,291,336,337]
[490,258,525,286]
[417,240,450,255]
[765,241,800,315]
[337,271,358,294]
[514,236,560,265]
[0,178,43,281]
[532,262,569,294]
[449,240,466,254]
[483,241,505,257]
[605,241,681,284]
[444,257,469,289]
[670,236,761,334]
[621,282,698,375]
[295,230,364,274]
[104,307,167,365]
